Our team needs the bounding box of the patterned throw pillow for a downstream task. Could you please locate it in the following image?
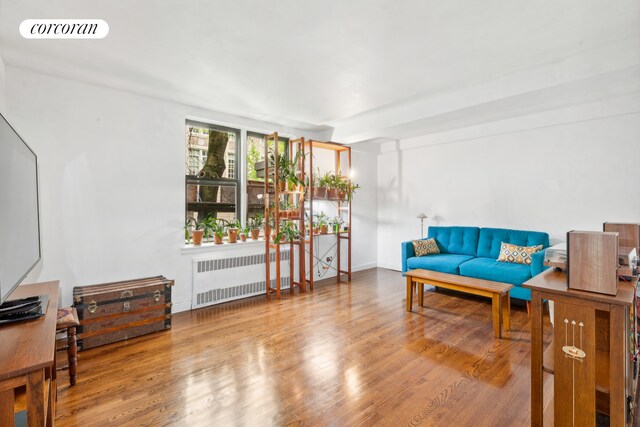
[412,238,440,257]
[497,242,543,265]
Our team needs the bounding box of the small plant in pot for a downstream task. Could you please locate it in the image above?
[317,171,332,199]
[314,212,329,234]
[248,214,264,240]
[186,217,206,245]
[185,217,196,244]
[239,224,250,242]
[209,219,226,245]
[330,216,344,234]
[227,219,240,243]
[274,220,301,244]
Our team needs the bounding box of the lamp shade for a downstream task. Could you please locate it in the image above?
[416,213,428,219]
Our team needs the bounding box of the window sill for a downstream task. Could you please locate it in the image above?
[181,239,266,255]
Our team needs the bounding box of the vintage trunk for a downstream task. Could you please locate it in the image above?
[73,276,173,351]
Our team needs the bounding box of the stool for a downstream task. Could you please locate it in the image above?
[56,307,80,386]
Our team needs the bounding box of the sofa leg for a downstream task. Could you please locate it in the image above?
[526,301,531,315]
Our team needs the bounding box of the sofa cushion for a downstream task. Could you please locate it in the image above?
[407,254,475,275]
[412,238,440,256]
[427,226,480,256]
[477,228,549,259]
[459,257,532,286]
[497,242,543,265]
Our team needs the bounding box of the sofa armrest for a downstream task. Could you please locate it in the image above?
[530,250,548,277]
[401,240,415,273]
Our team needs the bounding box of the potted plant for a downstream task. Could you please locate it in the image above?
[185,217,196,244]
[314,212,329,234]
[274,220,301,244]
[336,175,349,201]
[326,173,341,200]
[248,214,264,240]
[201,214,217,242]
[239,224,250,242]
[210,219,226,245]
[347,181,360,201]
[227,219,240,243]
[316,171,331,199]
[192,219,206,245]
[330,216,344,234]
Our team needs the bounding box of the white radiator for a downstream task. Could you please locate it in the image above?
[191,248,291,309]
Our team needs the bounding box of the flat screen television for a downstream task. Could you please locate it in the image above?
[0,112,41,304]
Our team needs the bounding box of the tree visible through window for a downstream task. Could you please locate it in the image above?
[185,121,240,223]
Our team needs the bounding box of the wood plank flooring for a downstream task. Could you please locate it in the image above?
[54,268,553,426]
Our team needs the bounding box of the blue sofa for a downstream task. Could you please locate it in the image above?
[401,226,549,302]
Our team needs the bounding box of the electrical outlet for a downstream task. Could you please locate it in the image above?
[326,256,333,262]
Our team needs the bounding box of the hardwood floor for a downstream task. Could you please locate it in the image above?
[55,268,553,426]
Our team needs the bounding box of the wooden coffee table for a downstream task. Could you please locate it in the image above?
[405,269,513,338]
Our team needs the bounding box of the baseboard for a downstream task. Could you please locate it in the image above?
[353,262,377,272]
[377,263,401,272]
[171,300,192,314]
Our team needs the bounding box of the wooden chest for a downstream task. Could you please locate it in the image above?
[73,276,173,351]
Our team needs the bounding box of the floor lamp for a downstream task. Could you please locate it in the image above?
[417,213,428,238]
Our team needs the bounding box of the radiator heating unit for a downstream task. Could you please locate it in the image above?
[192,248,291,309]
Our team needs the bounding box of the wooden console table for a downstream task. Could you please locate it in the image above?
[0,281,59,426]
[524,269,636,426]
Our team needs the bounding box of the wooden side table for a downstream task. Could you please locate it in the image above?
[0,281,59,427]
[524,270,636,426]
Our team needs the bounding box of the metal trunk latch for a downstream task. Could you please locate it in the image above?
[88,300,97,314]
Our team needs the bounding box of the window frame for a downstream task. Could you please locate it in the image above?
[185,120,241,223]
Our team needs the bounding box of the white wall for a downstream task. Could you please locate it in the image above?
[377,95,640,270]
[5,66,379,310]
[0,54,6,114]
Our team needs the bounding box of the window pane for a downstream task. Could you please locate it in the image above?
[186,183,237,223]
[185,121,240,224]
[185,124,238,179]
[247,132,288,183]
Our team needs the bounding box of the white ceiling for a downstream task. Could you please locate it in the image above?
[0,0,638,142]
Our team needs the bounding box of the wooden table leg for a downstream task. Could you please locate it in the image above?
[530,291,544,426]
[27,369,45,427]
[68,326,78,386]
[501,293,510,332]
[0,388,15,427]
[406,276,414,312]
[418,281,424,307]
[491,293,502,338]
[609,304,626,426]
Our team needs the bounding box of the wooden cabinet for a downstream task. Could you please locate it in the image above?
[0,281,59,427]
[525,270,637,426]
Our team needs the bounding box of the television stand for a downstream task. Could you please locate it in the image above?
[0,294,49,325]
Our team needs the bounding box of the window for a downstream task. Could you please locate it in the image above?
[226,152,235,179]
[185,121,240,224]
[246,132,288,218]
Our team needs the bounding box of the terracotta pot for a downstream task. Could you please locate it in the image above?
[337,190,347,200]
[278,181,286,192]
[320,224,328,234]
[313,227,320,235]
[251,229,260,240]
[240,233,247,242]
[327,188,338,200]
[313,187,327,199]
[192,230,204,245]
[214,234,223,245]
[227,228,238,243]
